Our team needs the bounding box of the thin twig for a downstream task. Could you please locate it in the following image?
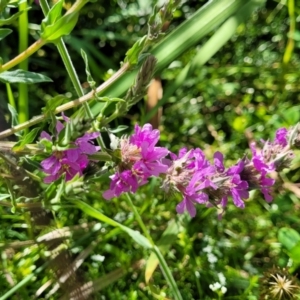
[0,63,130,140]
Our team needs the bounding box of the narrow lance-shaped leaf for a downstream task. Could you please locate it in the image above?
[7,104,22,137]
[145,219,180,283]
[81,49,96,89]
[0,28,12,40]
[12,127,40,151]
[0,70,52,84]
[42,95,68,115]
[0,7,31,26]
[41,0,63,30]
[73,199,152,249]
[40,12,79,42]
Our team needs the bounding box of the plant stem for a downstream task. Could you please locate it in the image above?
[125,193,154,244]
[39,0,106,150]
[0,39,46,73]
[283,0,295,64]
[6,83,16,108]
[65,0,89,16]
[153,246,183,300]
[18,0,29,126]
[0,63,130,140]
[124,193,183,300]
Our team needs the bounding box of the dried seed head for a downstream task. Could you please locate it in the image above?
[260,267,300,300]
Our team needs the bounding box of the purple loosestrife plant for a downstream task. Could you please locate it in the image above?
[240,127,293,202]
[103,124,169,200]
[162,149,249,217]
[40,119,100,183]
[162,127,293,217]
[102,125,295,217]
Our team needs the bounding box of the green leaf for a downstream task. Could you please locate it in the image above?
[81,49,96,89]
[0,194,10,201]
[124,36,147,65]
[278,227,300,251]
[0,7,31,26]
[0,70,52,84]
[43,175,66,209]
[51,178,65,206]
[40,11,79,42]
[44,180,59,203]
[145,219,179,283]
[7,104,21,136]
[12,128,40,151]
[58,120,72,146]
[0,28,12,40]
[109,125,128,133]
[41,0,63,30]
[42,95,68,114]
[289,241,300,263]
[73,199,152,249]
[38,138,53,152]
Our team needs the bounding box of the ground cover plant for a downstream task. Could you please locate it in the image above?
[1,0,300,299]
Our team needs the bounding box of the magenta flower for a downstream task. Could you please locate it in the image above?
[163,149,250,218]
[43,152,88,183]
[75,132,100,154]
[103,124,294,218]
[103,124,169,199]
[240,127,290,202]
[40,119,100,183]
[103,170,147,200]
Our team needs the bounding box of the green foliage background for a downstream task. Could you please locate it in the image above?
[1,0,300,299]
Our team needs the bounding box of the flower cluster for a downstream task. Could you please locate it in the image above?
[161,148,249,217]
[161,127,292,217]
[103,125,293,218]
[240,128,293,203]
[40,119,295,218]
[103,124,169,199]
[40,120,100,183]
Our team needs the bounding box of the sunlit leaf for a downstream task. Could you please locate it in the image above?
[40,12,79,42]
[278,227,300,251]
[145,219,179,283]
[41,0,63,30]
[12,128,40,151]
[73,199,152,249]
[0,70,52,84]
[124,36,147,65]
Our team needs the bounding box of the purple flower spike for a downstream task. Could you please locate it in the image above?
[250,143,275,176]
[103,123,168,199]
[40,117,100,183]
[130,124,160,147]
